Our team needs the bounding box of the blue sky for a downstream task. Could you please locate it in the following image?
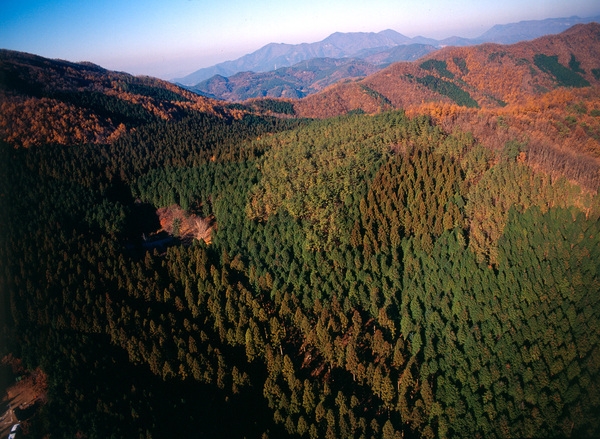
[1,0,599,79]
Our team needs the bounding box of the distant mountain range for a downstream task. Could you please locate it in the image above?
[175,15,600,101]
[174,29,418,86]
[474,15,600,44]
[3,22,600,143]
[190,45,435,101]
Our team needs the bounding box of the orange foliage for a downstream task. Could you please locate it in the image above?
[411,86,600,190]
[295,23,600,120]
[0,49,240,147]
[0,94,114,147]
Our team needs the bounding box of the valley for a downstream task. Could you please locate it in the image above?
[0,21,599,439]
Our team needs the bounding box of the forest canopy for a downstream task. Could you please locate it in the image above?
[0,47,599,439]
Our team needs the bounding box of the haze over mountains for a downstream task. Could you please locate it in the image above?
[190,46,434,101]
[175,14,600,99]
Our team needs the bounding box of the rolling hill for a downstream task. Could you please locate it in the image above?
[189,57,379,100]
[293,23,600,117]
[2,23,600,190]
[291,23,600,190]
[0,49,236,147]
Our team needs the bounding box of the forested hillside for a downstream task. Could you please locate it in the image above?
[1,44,600,439]
[0,49,249,148]
[293,23,600,192]
[188,57,381,100]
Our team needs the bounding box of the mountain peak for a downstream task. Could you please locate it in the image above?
[173,29,417,85]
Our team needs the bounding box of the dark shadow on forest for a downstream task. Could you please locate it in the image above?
[14,400,40,421]
[123,201,170,253]
[0,364,14,398]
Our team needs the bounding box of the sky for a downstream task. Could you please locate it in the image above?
[1,0,599,79]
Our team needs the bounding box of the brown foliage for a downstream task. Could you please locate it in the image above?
[0,49,238,147]
[0,94,114,147]
[156,204,215,244]
[411,87,600,190]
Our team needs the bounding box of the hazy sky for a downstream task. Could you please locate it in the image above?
[1,0,599,79]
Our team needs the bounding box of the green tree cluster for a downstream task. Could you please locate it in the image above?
[1,106,598,439]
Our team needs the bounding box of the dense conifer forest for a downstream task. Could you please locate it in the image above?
[1,45,600,438]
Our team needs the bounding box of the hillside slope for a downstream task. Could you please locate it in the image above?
[0,50,233,147]
[292,23,600,191]
[2,103,599,439]
[189,57,380,100]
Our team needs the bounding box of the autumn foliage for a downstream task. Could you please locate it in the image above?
[0,49,241,148]
[291,23,600,191]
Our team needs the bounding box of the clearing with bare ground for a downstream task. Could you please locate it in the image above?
[0,356,47,438]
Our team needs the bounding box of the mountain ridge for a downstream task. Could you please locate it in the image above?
[188,45,435,101]
[174,15,600,86]
[0,49,243,148]
[476,15,598,44]
[2,24,600,191]
[174,29,415,86]
[293,23,600,117]
[289,23,600,191]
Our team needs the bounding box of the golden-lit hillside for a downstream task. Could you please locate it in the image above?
[0,50,234,147]
[291,23,600,190]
